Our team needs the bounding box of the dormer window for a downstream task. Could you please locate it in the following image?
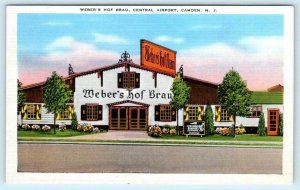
[118,72,140,89]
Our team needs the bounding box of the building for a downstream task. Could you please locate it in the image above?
[19,40,284,136]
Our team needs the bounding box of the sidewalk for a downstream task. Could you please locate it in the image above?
[18,131,283,146]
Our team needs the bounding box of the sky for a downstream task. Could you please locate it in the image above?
[17,14,284,91]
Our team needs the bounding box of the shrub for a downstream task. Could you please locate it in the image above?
[21,124,30,130]
[41,125,51,132]
[59,123,67,131]
[162,128,170,134]
[93,127,99,133]
[279,113,283,136]
[148,125,162,137]
[257,113,266,136]
[216,127,230,136]
[204,104,214,135]
[31,125,40,131]
[99,129,104,133]
[82,123,94,132]
[71,112,78,130]
[169,129,176,135]
[76,124,82,132]
[235,127,246,135]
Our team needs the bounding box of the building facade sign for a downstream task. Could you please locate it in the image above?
[141,39,176,75]
[82,89,173,100]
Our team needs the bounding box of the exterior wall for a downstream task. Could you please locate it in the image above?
[185,80,218,105]
[212,104,284,128]
[74,66,180,127]
[19,103,72,126]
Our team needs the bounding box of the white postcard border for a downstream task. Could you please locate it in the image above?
[6,5,294,184]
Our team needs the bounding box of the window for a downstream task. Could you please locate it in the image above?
[184,105,204,121]
[81,104,102,121]
[215,106,231,122]
[155,104,176,122]
[27,104,36,119]
[123,72,135,89]
[21,104,41,120]
[160,105,172,122]
[189,106,198,121]
[58,105,74,120]
[250,105,262,117]
[118,72,140,89]
[221,108,230,121]
[87,105,98,121]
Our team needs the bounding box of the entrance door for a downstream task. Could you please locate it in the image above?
[110,107,128,129]
[268,109,279,136]
[129,107,148,130]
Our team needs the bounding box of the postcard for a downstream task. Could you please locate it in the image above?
[6,5,294,184]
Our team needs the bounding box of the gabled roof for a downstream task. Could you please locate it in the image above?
[22,61,218,90]
[267,84,284,92]
[250,92,283,104]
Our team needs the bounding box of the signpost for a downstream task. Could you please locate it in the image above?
[184,121,205,137]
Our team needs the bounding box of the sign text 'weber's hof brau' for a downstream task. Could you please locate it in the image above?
[141,39,176,75]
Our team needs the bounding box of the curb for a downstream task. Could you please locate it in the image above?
[18,139,283,148]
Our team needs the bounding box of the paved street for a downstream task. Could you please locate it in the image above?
[18,143,282,174]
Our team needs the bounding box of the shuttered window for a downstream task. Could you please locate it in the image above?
[27,104,36,119]
[57,105,74,120]
[81,104,102,121]
[87,105,98,121]
[155,105,176,122]
[21,104,42,120]
[184,105,204,122]
[118,72,140,89]
[215,106,233,122]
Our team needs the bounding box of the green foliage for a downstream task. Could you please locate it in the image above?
[204,104,214,135]
[71,112,78,130]
[170,76,191,110]
[170,75,191,135]
[217,70,251,137]
[17,80,25,114]
[43,72,72,134]
[279,113,283,136]
[257,113,267,136]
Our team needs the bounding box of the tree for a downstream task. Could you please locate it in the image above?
[18,80,25,114]
[204,104,214,135]
[170,75,191,135]
[18,80,25,125]
[257,113,266,136]
[71,112,78,130]
[217,70,251,137]
[43,72,72,134]
[279,113,283,136]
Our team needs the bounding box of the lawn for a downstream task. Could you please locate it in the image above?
[18,129,102,138]
[157,134,283,142]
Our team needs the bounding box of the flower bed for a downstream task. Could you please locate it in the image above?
[76,123,94,133]
[59,124,67,132]
[216,127,230,136]
[169,129,176,135]
[148,125,162,137]
[41,125,51,132]
[31,125,40,131]
[162,128,170,134]
[21,124,31,130]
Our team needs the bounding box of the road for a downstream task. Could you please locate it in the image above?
[18,143,282,174]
